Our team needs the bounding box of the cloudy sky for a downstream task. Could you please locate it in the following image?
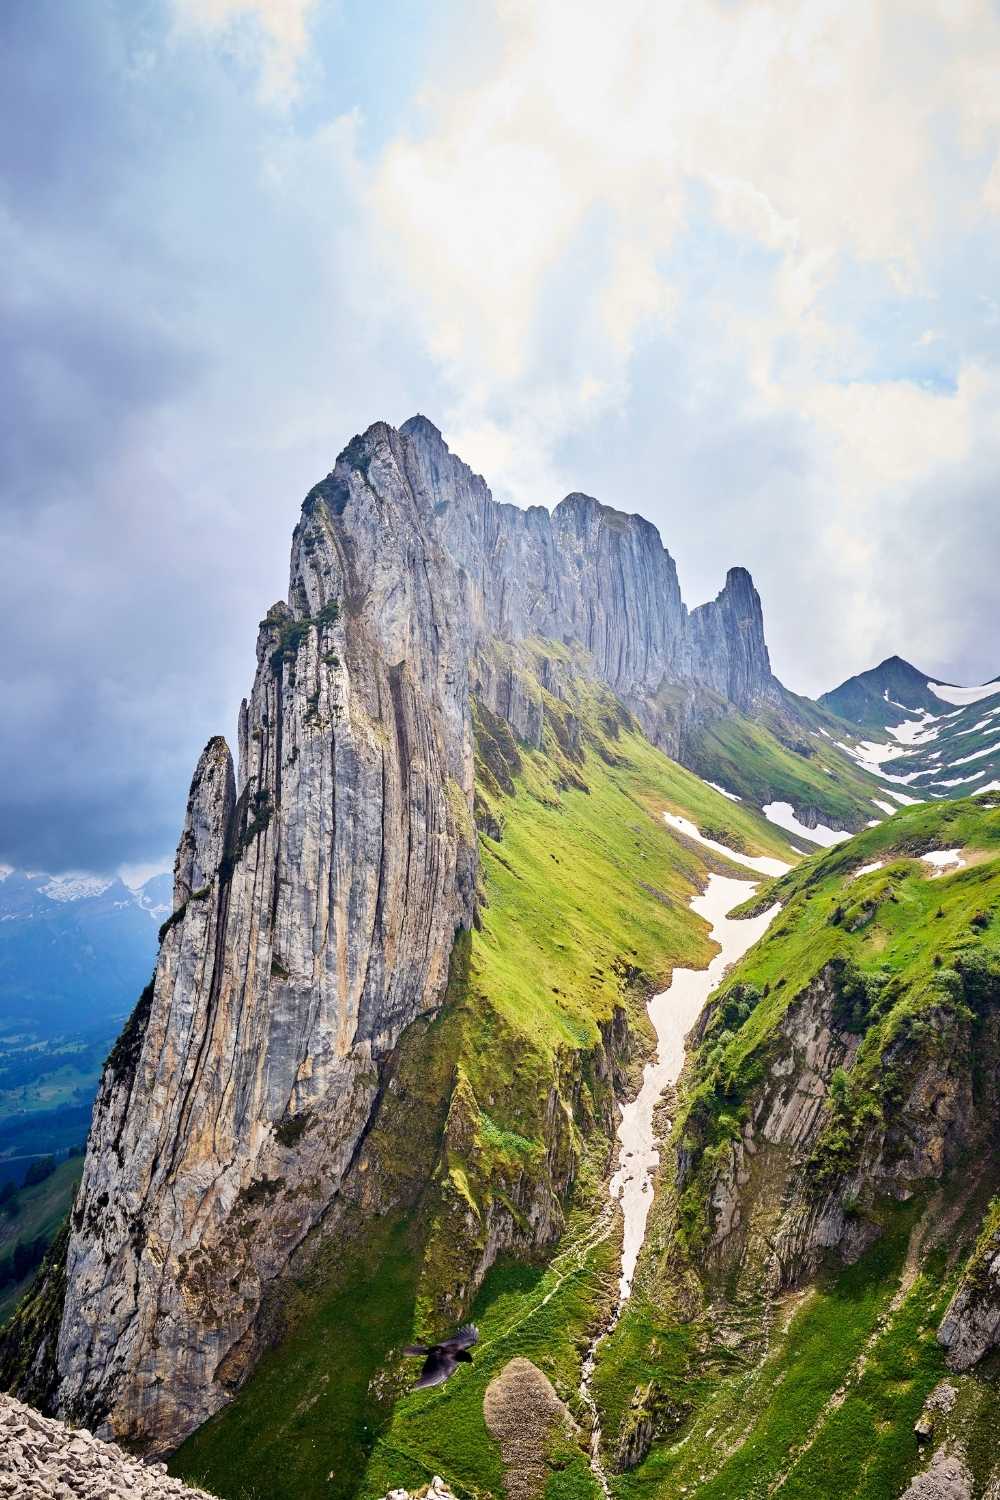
[2,0,999,878]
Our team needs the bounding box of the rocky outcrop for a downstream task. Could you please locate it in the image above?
[377,1479,457,1500]
[898,1447,974,1500]
[43,423,478,1453]
[483,1357,579,1500]
[0,1391,216,1500]
[937,1213,1000,1370]
[400,415,779,745]
[680,971,1000,1298]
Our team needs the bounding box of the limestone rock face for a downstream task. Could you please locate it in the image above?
[400,415,778,739]
[683,972,1000,1297]
[51,422,477,1453]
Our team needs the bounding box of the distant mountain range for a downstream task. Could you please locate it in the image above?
[0,869,167,1172]
[0,868,168,1041]
[819,655,1000,807]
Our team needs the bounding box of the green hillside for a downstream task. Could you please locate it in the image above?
[684,695,886,834]
[0,1157,81,1324]
[595,792,1000,1497]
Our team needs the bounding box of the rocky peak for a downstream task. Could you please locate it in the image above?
[394,416,773,741]
[9,412,783,1457]
[688,566,775,712]
[45,415,478,1454]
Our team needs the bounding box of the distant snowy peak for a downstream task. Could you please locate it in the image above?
[40,874,114,902]
[823,656,1000,728]
[821,656,1000,811]
[133,872,172,920]
[0,867,170,918]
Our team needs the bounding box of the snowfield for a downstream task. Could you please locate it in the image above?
[920,849,966,876]
[928,680,1000,707]
[662,813,791,877]
[762,802,851,847]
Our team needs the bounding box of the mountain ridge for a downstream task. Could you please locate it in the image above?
[3,414,999,1500]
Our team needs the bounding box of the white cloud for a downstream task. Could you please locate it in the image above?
[346,0,1000,689]
[171,0,316,104]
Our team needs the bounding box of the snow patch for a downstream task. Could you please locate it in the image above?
[853,861,885,879]
[928,681,1000,708]
[950,735,1000,767]
[662,814,791,877]
[40,874,113,902]
[886,790,921,806]
[872,799,897,816]
[705,780,741,802]
[887,711,940,746]
[920,849,965,876]
[762,802,851,847]
[611,875,780,1304]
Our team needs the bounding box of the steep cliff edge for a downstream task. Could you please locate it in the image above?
[168,659,798,1500]
[3,422,479,1452]
[399,414,779,742]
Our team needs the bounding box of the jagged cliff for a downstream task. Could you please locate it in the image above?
[399,415,779,743]
[17,423,480,1450]
[1,417,784,1458]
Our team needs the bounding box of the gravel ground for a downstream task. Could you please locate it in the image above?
[0,1392,217,1500]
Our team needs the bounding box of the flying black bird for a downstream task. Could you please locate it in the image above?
[403,1324,479,1389]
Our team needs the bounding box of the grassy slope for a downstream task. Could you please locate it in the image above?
[0,1158,81,1323]
[612,1222,971,1500]
[173,664,799,1500]
[595,792,1000,1496]
[684,698,886,833]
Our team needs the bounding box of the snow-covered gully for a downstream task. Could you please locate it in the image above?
[579,873,781,1491]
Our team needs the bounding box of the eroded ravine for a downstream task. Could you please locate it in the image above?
[580,872,782,1490]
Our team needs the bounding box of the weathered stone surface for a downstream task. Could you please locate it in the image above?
[682,971,1000,1298]
[0,1391,215,1499]
[50,422,478,1453]
[899,1447,974,1500]
[937,1220,1000,1370]
[483,1357,578,1500]
[400,415,779,745]
[377,1478,458,1500]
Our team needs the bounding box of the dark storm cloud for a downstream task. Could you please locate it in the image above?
[0,0,443,874]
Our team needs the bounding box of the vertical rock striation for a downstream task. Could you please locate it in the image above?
[50,422,477,1452]
[398,416,778,748]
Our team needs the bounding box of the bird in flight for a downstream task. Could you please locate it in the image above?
[403,1324,479,1389]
